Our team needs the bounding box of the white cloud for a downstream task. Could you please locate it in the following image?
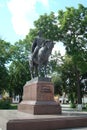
[7,0,49,36]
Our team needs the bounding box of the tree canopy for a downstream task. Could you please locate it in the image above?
[58,4,87,105]
[0,39,11,93]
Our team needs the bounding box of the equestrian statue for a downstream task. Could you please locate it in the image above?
[29,31,55,78]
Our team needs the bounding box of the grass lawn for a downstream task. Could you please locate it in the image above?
[10,104,18,109]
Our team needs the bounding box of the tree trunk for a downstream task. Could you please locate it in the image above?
[75,65,82,110]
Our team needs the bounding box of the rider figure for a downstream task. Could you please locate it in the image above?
[32,30,45,60]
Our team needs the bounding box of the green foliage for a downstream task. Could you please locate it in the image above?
[8,39,31,98]
[10,104,17,109]
[0,99,11,109]
[0,99,17,109]
[0,39,11,93]
[85,104,87,110]
[70,103,76,108]
[9,60,30,96]
[52,75,62,95]
[58,4,87,104]
[0,39,11,64]
[50,51,63,74]
[58,4,87,65]
[34,12,60,41]
[61,55,77,103]
[0,64,9,93]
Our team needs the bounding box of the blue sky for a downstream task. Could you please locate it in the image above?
[0,0,87,45]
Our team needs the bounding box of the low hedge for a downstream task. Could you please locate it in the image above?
[0,99,11,109]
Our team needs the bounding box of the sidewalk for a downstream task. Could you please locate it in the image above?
[60,127,87,130]
[0,104,87,130]
[60,104,87,130]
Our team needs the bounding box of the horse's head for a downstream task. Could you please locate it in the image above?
[45,40,55,52]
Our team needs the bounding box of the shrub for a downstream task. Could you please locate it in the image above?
[0,99,11,109]
[10,104,18,109]
[70,103,76,108]
[85,103,87,110]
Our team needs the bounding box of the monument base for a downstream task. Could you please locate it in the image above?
[18,77,61,115]
[7,116,87,130]
[18,101,61,114]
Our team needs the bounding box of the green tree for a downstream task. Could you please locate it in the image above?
[61,55,78,104]
[9,40,31,99]
[50,51,63,74]
[34,12,59,40]
[25,12,60,42]
[58,4,87,109]
[52,75,62,96]
[50,51,63,95]
[0,39,11,93]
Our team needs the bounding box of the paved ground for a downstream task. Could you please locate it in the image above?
[61,128,87,130]
[0,105,87,130]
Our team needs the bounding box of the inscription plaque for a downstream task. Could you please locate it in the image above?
[40,86,52,93]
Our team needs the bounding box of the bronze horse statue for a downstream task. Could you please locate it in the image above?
[29,40,55,78]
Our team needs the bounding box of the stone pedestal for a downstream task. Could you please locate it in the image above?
[18,78,61,114]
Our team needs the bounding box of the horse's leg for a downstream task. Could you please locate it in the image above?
[29,66,33,79]
[36,65,38,77]
[38,65,40,77]
[29,60,32,79]
[32,63,35,78]
[34,65,37,77]
[38,64,41,77]
[44,64,47,77]
[29,59,35,79]
[30,65,34,79]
